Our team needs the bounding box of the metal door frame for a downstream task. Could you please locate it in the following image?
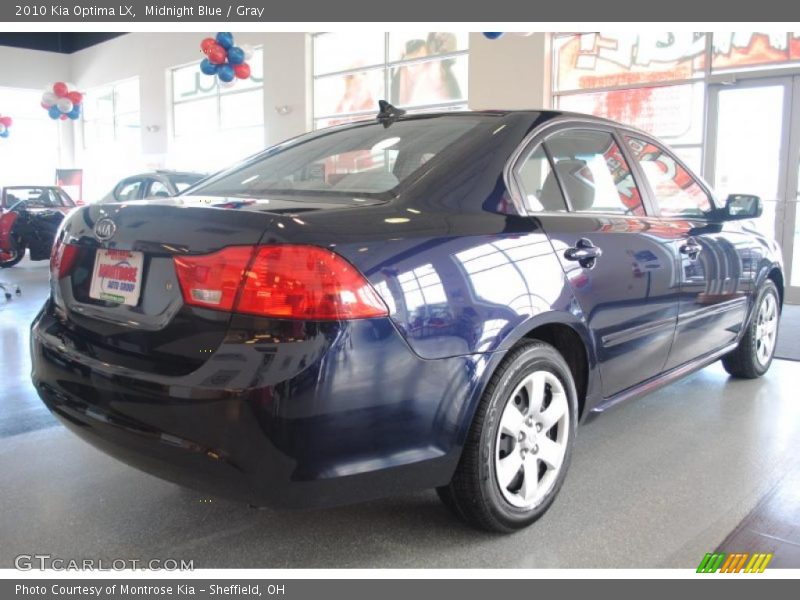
[705,75,800,304]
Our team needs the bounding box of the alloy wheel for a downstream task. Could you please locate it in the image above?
[494,370,570,509]
[755,292,778,367]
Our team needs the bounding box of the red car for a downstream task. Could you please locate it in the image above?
[0,186,76,268]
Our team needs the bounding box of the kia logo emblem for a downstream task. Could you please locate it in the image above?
[94,218,117,241]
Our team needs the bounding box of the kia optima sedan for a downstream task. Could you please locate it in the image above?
[32,108,783,532]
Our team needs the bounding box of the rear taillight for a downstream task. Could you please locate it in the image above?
[173,246,255,312]
[173,245,388,321]
[50,241,78,279]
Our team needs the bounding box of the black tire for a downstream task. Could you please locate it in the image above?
[722,280,780,379]
[0,243,24,268]
[438,340,578,533]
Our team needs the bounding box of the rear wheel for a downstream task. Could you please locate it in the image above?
[437,340,578,532]
[722,280,780,378]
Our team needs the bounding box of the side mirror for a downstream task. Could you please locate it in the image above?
[723,194,762,220]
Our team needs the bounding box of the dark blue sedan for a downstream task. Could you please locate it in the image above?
[31,108,783,532]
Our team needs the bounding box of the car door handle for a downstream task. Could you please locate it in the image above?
[564,238,602,269]
[679,238,703,260]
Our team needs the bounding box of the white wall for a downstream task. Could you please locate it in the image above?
[0,45,75,168]
[0,45,71,90]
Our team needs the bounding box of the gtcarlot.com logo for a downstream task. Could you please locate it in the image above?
[14,554,194,571]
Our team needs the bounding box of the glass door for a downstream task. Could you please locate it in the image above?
[706,76,800,304]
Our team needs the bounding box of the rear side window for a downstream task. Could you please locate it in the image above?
[194,116,486,198]
[625,136,713,218]
[147,180,171,198]
[517,146,568,212]
[544,129,645,216]
[116,180,143,202]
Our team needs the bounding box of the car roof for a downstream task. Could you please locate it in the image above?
[320,109,650,140]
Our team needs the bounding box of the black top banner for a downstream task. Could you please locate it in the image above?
[0,0,798,22]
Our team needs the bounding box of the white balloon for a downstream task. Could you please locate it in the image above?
[219,79,236,89]
[241,44,254,60]
[0,124,6,134]
[42,91,58,108]
[56,98,74,113]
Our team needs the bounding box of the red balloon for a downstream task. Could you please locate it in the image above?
[53,82,69,97]
[0,116,12,127]
[207,44,227,65]
[59,114,68,120]
[233,63,251,79]
[67,91,83,105]
[200,37,217,54]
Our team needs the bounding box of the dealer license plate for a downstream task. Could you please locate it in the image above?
[89,248,144,306]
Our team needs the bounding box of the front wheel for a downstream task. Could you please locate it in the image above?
[437,340,578,533]
[0,242,24,268]
[722,280,780,378]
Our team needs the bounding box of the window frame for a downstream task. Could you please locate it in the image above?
[169,48,265,140]
[81,77,141,149]
[621,130,719,219]
[508,119,656,218]
[311,32,469,128]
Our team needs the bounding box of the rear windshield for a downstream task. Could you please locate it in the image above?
[192,116,486,199]
[3,187,69,209]
[169,174,205,193]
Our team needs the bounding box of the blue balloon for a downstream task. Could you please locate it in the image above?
[48,105,61,120]
[217,64,235,83]
[216,32,234,50]
[227,46,245,65]
[483,32,504,40]
[68,106,81,120]
[0,130,9,138]
[200,58,218,75]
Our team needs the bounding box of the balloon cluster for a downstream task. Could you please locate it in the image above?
[0,115,11,139]
[199,32,253,87]
[41,82,83,121]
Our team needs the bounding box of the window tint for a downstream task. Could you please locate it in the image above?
[116,180,143,202]
[194,116,486,198]
[517,146,568,213]
[625,136,713,218]
[544,130,645,216]
[147,180,171,198]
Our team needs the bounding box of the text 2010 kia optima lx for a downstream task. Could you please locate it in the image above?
[32,108,783,532]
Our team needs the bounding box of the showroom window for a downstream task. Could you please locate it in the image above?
[312,32,469,129]
[0,87,62,185]
[169,47,265,171]
[552,32,800,174]
[82,78,141,148]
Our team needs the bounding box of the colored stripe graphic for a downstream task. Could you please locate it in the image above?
[698,552,773,573]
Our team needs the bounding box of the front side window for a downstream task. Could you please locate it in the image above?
[625,136,712,217]
[517,146,568,213]
[194,116,485,198]
[544,129,645,215]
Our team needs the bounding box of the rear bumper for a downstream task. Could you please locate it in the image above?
[31,304,494,509]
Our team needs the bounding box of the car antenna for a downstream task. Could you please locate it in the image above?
[377,100,406,127]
